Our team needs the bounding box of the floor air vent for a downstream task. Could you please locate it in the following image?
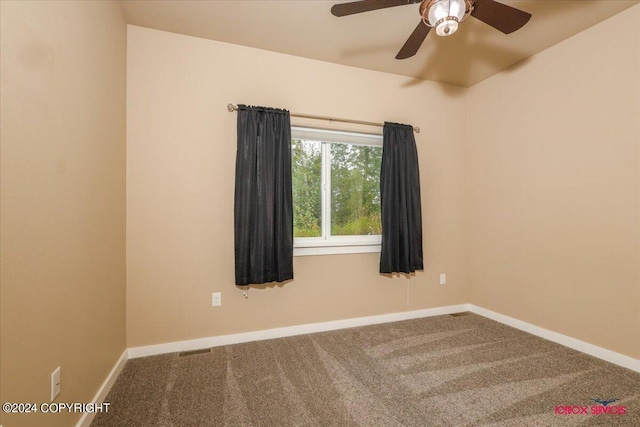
[178,348,212,357]
[449,312,472,317]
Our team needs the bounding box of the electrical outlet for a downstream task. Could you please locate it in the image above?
[212,292,222,307]
[51,367,61,401]
[439,274,446,285]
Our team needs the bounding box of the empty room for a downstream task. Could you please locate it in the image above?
[1,0,639,426]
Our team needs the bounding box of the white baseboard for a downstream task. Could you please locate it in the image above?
[468,304,640,373]
[128,304,469,358]
[127,304,640,373]
[76,348,128,427]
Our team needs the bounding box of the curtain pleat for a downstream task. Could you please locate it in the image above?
[379,122,424,274]
[234,105,293,285]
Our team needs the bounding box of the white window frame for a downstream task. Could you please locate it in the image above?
[291,126,383,256]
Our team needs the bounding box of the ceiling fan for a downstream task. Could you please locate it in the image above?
[331,0,532,59]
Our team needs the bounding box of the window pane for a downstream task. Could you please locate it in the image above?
[331,143,382,236]
[292,139,322,237]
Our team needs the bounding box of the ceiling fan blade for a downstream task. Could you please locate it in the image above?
[396,21,431,59]
[471,0,531,34]
[331,0,418,17]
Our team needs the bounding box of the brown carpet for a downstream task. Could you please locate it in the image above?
[91,313,640,426]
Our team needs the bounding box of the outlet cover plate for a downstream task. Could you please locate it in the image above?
[212,292,222,307]
[51,367,61,401]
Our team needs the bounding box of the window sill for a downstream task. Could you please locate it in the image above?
[294,245,381,257]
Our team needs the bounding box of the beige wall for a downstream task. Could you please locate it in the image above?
[467,5,640,359]
[0,1,127,426]
[126,26,468,347]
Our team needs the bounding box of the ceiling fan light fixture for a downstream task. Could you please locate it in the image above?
[422,0,471,37]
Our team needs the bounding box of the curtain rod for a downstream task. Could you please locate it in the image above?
[227,104,420,133]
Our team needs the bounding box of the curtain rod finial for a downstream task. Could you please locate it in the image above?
[414,127,420,133]
[227,103,236,112]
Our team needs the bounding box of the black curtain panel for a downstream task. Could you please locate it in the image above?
[234,105,293,286]
[380,122,424,274]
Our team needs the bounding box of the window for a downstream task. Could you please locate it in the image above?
[291,127,382,256]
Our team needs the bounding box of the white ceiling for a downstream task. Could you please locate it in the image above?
[120,0,639,87]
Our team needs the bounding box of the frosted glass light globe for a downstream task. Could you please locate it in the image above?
[428,0,466,37]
